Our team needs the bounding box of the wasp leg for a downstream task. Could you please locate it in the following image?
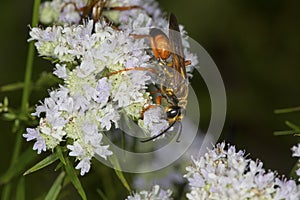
[140,121,176,143]
[106,67,156,77]
[104,5,142,11]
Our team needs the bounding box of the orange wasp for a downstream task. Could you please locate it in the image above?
[141,13,190,142]
[99,13,190,142]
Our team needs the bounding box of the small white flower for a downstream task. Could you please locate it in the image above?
[23,128,46,154]
[75,158,91,176]
[23,128,39,141]
[53,63,68,79]
[94,77,111,107]
[39,1,60,24]
[94,145,113,160]
[98,104,120,130]
[59,3,81,24]
[125,185,172,200]
[67,141,86,157]
[292,143,300,157]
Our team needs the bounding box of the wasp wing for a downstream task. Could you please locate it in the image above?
[169,13,187,80]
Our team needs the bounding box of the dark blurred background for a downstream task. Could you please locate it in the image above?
[1,0,300,199]
[157,0,300,174]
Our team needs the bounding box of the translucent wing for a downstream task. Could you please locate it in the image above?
[169,13,187,80]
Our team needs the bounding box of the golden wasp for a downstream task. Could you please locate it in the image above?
[101,13,191,142]
[141,13,191,142]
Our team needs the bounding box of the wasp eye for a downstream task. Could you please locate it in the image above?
[166,107,180,119]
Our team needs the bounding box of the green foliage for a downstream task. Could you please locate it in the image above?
[45,172,65,200]
[274,107,300,136]
[23,153,59,175]
[64,157,87,200]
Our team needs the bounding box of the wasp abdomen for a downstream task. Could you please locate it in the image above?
[149,28,170,60]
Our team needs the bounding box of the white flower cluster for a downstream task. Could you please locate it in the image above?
[125,185,172,200]
[185,142,300,200]
[291,143,300,182]
[38,0,166,28]
[23,0,197,175]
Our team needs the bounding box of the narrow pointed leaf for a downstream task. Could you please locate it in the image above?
[0,82,25,92]
[96,188,109,200]
[285,121,300,131]
[109,155,131,192]
[55,146,66,165]
[273,130,295,136]
[64,158,87,200]
[274,106,300,114]
[54,162,64,172]
[24,153,58,175]
[16,177,25,200]
[45,172,65,200]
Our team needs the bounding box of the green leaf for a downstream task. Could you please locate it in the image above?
[45,172,65,200]
[54,162,64,172]
[16,177,25,200]
[55,146,66,165]
[96,188,109,200]
[273,130,295,136]
[1,182,12,200]
[2,113,16,121]
[12,119,21,133]
[64,157,87,200]
[285,121,300,132]
[3,96,8,107]
[0,147,38,184]
[108,155,131,192]
[274,106,300,114]
[24,153,58,175]
[0,82,25,92]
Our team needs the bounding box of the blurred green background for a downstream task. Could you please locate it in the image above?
[1,0,300,199]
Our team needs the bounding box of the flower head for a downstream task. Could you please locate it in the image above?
[125,185,172,200]
[185,142,300,199]
[25,0,197,175]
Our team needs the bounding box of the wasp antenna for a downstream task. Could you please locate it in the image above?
[140,121,176,143]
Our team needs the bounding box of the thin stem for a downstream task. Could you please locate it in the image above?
[2,0,41,199]
[11,0,41,166]
[274,106,300,114]
[21,0,41,113]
